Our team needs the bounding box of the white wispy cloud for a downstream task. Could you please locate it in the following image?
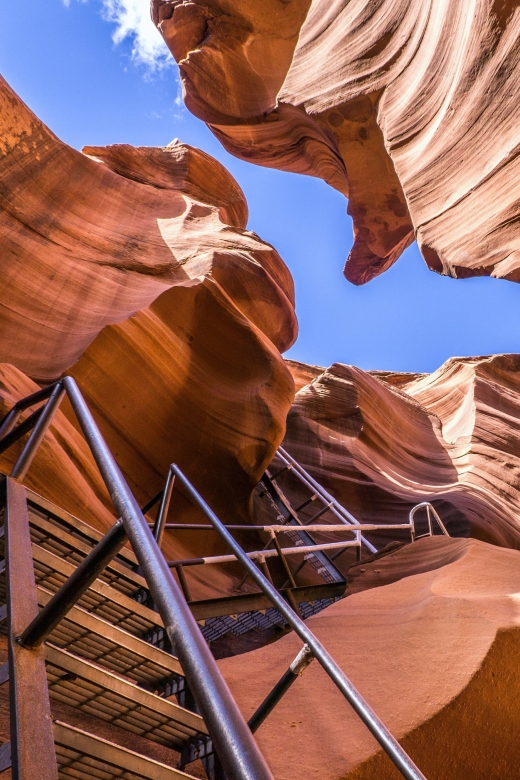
[101,0,173,69]
[62,0,174,70]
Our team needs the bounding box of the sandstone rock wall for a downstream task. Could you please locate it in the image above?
[0,75,297,597]
[219,536,520,779]
[153,0,520,285]
[278,354,520,556]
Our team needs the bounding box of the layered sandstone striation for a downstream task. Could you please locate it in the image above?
[276,354,520,560]
[220,536,520,779]
[0,75,297,596]
[153,0,520,284]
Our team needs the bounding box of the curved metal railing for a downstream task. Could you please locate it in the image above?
[409,502,450,542]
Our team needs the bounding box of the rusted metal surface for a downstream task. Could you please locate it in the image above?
[20,520,127,648]
[45,644,207,743]
[3,477,58,780]
[53,721,193,780]
[35,584,184,681]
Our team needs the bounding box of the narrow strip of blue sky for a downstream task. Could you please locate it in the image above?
[1,0,518,373]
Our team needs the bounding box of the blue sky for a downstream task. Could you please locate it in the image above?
[1,0,519,373]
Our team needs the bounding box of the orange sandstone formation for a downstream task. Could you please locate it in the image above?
[153,0,520,285]
[0,75,297,588]
[0,74,295,380]
[279,355,520,557]
[220,536,520,779]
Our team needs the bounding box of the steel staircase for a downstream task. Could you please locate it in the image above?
[0,485,213,779]
[0,376,428,780]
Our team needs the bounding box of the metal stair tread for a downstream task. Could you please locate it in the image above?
[37,585,184,685]
[27,508,147,597]
[26,489,140,569]
[29,543,162,635]
[46,643,207,744]
[53,720,198,780]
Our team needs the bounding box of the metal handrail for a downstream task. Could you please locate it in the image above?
[0,378,275,780]
[409,502,450,541]
[167,464,427,780]
[164,520,419,569]
[275,447,378,553]
[167,539,360,568]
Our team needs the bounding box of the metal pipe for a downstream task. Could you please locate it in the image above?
[18,520,128,648]
[12,383,59,412]
[0,408,22,440]
[248,645,314,733]
[141,490,164,516]
[234,536,277,593]
[304,502,334,524]
[162,523,412,533]
[428,505,449,536]
[0,383,60,445]
[61,377,274,780]
[409,502,449,539]
[168,540,359,568]
[272,535,297,588]
[0,407,45,456]
[11,383,66,481]
[276,448,377,554]
[257,555,274,586]
[294,495,317,512]
[260,471,346,585]
[173,563,193,603]
[277,448,358,524]
[152,470,175,548]
[171,464,427,780]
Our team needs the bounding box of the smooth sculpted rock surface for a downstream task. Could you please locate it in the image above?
[0,74,295,380]
[0,75,297,597]
[153,0,520,285]
[219,537,520,779]
[277,355,520,561]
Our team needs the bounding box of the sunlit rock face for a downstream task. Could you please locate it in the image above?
[220,537,520,779]
[280,355,520,555]
[0,74,297,594]
[153,0,520,285]
[0,74,295,381]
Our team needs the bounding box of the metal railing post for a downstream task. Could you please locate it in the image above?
[2,478,58,779]
[276,447,377,554]
[61,377,275,780]
[248,645,314,733]
[152,468,175,548]
[0,407,45,456]
[0,408,22,440]
[10,383,66,481]
[409,503,449,540]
